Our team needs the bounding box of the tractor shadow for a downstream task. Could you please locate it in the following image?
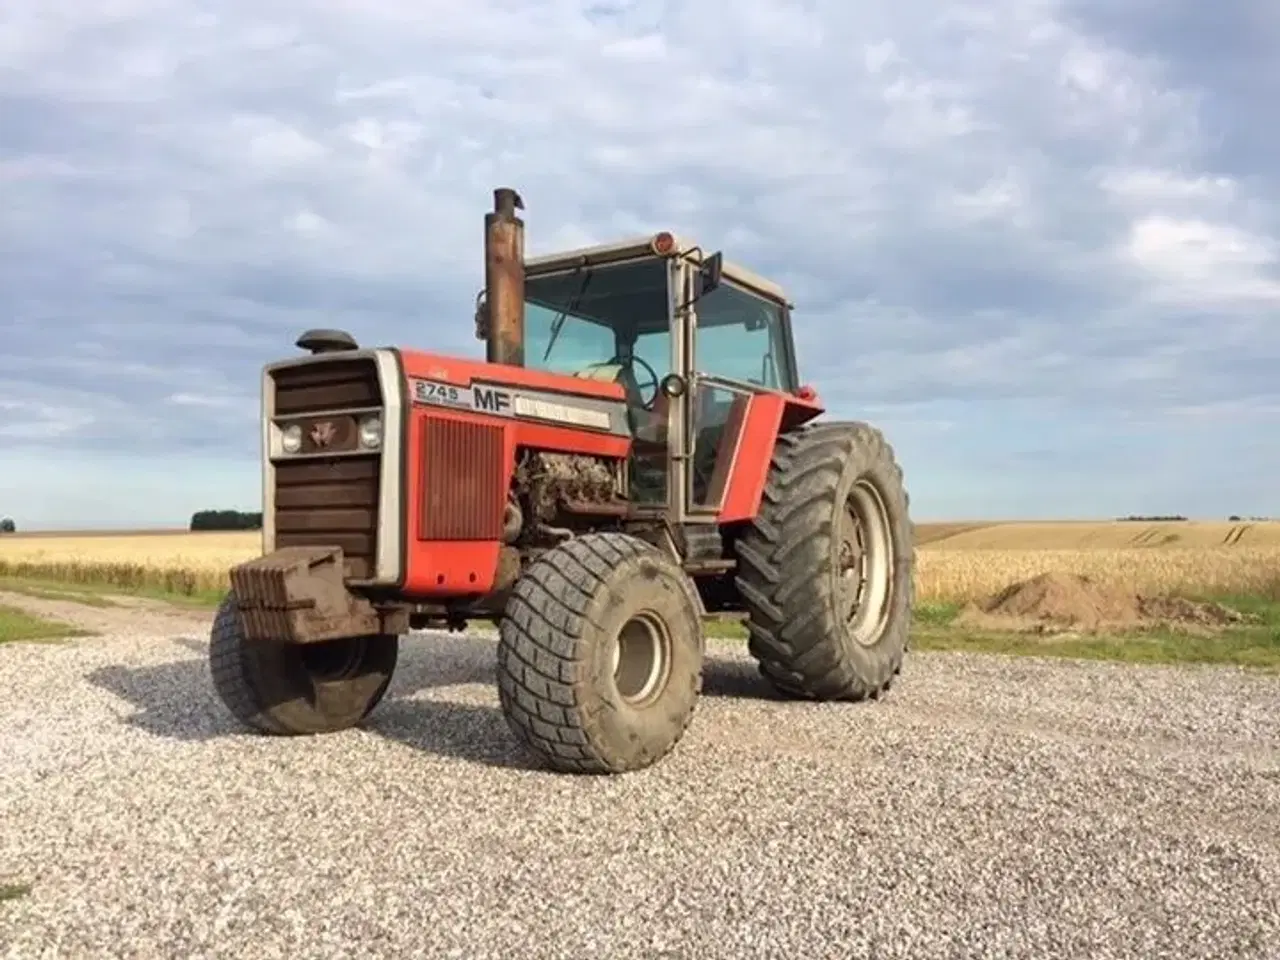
[85,633,782,768]
[85,632,505,755]
[699,655,787,700]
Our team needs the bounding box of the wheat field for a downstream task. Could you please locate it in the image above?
[2,522,1279,603]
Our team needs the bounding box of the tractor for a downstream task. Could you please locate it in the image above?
[210,187,914,774]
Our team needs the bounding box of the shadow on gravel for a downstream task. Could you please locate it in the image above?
[366,699,536,771]
[85,633,501,746]
[87,649,244,741]
[84,632,780,768]
[699,656,786,700]
[170,635,210,656]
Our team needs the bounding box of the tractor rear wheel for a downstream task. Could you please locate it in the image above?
[495,532,705,774]
[734,420,913,700]
[209,592,399,735]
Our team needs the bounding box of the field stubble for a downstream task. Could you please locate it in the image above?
[3,523,1280,604]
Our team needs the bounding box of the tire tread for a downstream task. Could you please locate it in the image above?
[734,420,914,700]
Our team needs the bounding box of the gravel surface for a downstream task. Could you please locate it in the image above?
[2,592,1279,959]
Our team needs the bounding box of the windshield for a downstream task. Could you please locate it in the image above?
[523,257,671,378]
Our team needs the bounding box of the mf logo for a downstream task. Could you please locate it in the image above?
[309,420,337,447]
[472,385,512,414]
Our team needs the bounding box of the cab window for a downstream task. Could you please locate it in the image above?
[694,281,795,392]
[522,258,671,378]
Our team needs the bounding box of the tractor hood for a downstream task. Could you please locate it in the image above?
[398,349,633,438]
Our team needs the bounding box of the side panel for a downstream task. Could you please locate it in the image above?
[399,354,632,600]
[401,406,512,598]
[717,394,825,524]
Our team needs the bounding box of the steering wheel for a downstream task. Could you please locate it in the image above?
[620,354,660,410]
[580,356,661,411]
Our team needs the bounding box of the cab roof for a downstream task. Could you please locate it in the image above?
[523,234,790,306]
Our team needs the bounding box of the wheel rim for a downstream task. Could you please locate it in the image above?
[838,479,895,646]
[299,636,368,684]
[610,613,671,706]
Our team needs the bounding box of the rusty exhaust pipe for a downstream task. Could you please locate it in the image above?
[483,187,525,367]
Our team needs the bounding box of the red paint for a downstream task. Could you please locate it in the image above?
[718,394,786,523]
[401,350,626,401]
[398,357,631,598]
[718,392,826,523]
[395,351,832,589]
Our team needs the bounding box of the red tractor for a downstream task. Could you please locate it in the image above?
[211,188,914,774]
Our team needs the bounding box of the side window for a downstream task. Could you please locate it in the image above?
[693,282,794,391]
[523,302,616,375]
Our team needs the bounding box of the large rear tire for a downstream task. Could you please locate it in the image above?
[209,593,399,735]
[496,532,705,774]
[734,421,913,700]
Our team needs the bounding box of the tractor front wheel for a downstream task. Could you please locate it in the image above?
[495,532,705,774]
[734,420,913,700]
[209,593,399,735]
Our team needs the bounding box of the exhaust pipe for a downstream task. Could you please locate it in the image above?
[483,187,525,367]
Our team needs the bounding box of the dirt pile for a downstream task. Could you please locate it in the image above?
[955,572,1253,634]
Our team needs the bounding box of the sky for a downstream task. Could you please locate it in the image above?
[1,0,1278,529]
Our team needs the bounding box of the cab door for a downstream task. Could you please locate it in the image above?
[681,274,799,521]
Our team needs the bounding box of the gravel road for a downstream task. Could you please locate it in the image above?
[1,591,1279,959]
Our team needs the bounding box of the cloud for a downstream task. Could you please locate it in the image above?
[0,0,1276,526]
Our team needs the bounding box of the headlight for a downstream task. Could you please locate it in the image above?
[358,414,382,449]
[281,423,302,453]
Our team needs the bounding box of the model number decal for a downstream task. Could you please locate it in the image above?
[410,377,615,432]
[410,378,515,416]
[412,379,467,406]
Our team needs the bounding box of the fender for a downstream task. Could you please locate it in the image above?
[718,389,825,523]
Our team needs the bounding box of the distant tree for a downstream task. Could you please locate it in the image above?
[190,510,263,531]
[1229,515,1242,522]
[1117,515,1188,522]
[0,517,14,534]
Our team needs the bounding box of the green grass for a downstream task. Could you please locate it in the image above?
[0,882,31,903]
[1195,593,1280,626]
[913,623,1280,668]
[0,577,119,607]
[914,600,962,627]
[0,604,89,644]
[121,585,224,609]
[704,616,746,639]
[0,575,222,610]
[703,595,1280,670]
[910,592,1280,669]
[5,563,1277,670]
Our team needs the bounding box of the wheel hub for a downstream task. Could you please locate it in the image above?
[838,479,895,646]
[610,613,671,706]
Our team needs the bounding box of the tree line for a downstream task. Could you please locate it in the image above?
[1116,515,1274,522]
[190,510,263,531]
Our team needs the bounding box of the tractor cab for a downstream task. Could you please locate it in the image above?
[477,208,811,520]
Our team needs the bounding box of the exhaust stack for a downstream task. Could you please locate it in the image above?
[483,187,526,367]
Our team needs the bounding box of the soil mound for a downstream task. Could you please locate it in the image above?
[1135,595,1252,628]
[955,572,1253,634]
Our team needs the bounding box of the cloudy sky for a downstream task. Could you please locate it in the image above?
[2,0,1277,528]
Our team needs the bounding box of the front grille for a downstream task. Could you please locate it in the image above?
[274,458,378,578]
[273,359,381,414]
[420,416,505,540]
[271,357,383,580]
